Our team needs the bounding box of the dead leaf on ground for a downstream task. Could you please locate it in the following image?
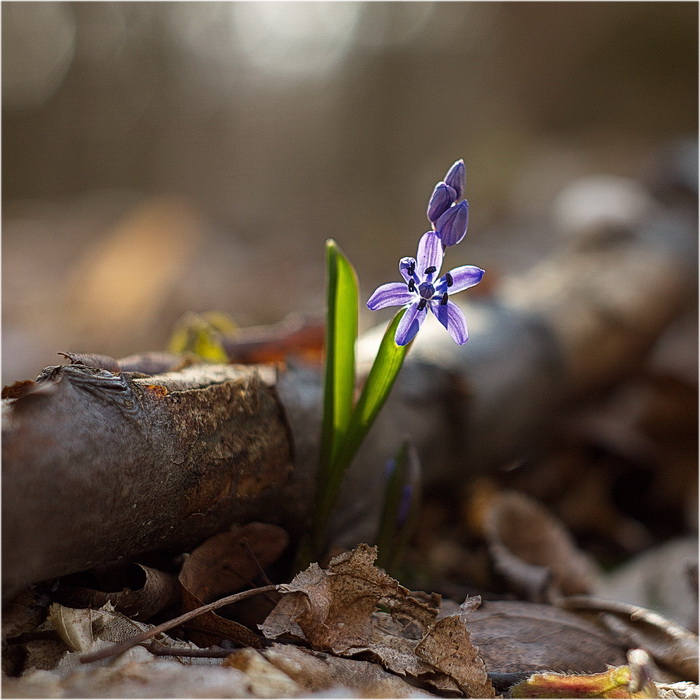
[261,543,494,697]
[224,647,303,697]
[593,536,698,631]
[483,490,600,601]
[562,596,699,682]
[3,651,254,698]
[262,642,439,697]
[55,562,180,621]
[444,599,628,674]
[179,523,289,648]
[12,601,178,677]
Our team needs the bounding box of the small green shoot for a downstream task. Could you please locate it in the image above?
[375,439,422,575]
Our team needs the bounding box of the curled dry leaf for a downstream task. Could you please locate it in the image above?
[261,543,494,697]
[56,563,180,621]
[47,601,166,656]
[49,603,97,653]
[562,596,699,682]
[460,599,628,674]
[483,490,600,601]
[179,523,289,648]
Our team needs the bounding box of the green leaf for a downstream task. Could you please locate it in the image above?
[302,241,358,564]
[334,309,409,477]
[317,240,358,498]
[308,310,407,559]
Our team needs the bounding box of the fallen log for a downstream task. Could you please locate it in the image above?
[2,363,294,600]
[3,180,696,599]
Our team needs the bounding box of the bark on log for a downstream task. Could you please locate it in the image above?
[2,363,293,600]
[3,190,696,600]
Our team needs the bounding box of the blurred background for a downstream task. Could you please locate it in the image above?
[2,1,697,381]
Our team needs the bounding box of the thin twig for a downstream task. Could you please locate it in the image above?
[145,641,234,658]
[79,583,278,664]
[238,537,279,605]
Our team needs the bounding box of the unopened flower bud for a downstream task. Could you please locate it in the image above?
[427,182,457,225]
[436,199,469,246]
[444,159,466,200]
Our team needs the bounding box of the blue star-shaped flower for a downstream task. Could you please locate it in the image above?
[367,231,484,346]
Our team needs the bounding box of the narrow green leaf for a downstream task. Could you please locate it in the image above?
[308,311,407,557]
[333,309,408,477]
[307,239,360,559]
[319,240,358,475]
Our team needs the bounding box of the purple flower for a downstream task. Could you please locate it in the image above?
[367,231,484,346]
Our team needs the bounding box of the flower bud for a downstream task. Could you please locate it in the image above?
[427,182,457,225]
[435,199,469,246]
[444,159,466,200]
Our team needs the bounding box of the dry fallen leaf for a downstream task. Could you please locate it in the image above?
[562,596,699,682]
[55,562,180,621]
[224,647,303,697]
[415,601,494,697]
[458,599,628,674]
[262,642,438,697]
[179,523,289,648]
[593,536,698,631]
[3,652,255,698]
[261,543,494,697]
[483,490,600,601]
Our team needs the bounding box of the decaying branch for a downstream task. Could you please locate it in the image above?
[3,201,696,599]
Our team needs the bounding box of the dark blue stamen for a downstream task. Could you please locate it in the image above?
[407,261,415,275]
[408,279,416,292]
[445,272,453,287]
[417,299,427,311]
[440,292,449,305]
[424,266,437,275]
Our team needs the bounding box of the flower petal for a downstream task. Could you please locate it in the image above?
[436,265,484,294]
[367,282,414,311]
[427,182,457,224]
[432,299,468,344]
[395,301,428,346]
[399,257,418,283]
[415,231,443,280]
[444,159,466,201]
[435,200,469,247]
